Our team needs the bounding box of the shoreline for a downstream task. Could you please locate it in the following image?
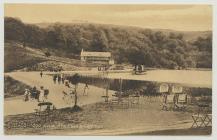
[5,69,212,88]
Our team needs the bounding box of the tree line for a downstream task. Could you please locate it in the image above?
[5,17,212,69]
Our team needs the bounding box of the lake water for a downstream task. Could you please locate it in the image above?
[60,69,212,88]
[107,70,212,88]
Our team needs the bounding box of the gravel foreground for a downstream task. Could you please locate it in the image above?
[5,99,209,136]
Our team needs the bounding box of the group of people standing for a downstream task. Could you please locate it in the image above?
[24,86,49,102]
[24,72,90,105]
[53,74,64,84]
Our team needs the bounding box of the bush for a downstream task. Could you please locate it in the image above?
[4,76,31,98]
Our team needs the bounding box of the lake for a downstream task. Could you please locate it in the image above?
[58,69,212,88]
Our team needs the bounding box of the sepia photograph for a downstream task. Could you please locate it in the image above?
[3,3,213,136]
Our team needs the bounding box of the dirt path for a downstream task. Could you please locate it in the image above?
[4,72,115,116]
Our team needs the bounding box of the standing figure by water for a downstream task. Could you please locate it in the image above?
[58,75,61,84]
[39,86,45,102]
[40,71,43,78]
[53,75,57,84]
[61,74,64,84]
[83,83,89,96]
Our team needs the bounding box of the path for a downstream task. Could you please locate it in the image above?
[4,72,115,116]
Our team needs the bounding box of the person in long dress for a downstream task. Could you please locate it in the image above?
[24,89,30,101]
[58,75,61,84]
[39,86,44,102]
[61,74,64,84]
[83,83,89,96]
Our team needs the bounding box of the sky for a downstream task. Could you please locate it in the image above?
[4,4,212,31]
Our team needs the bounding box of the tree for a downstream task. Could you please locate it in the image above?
[69,73,82,111]
[45,30,58,47]
[155,31,166,42]
[143,52,157,67]
[4,17,212,69]
[90,30,108,52]
[128,47,145,66]
[24,24,45,47]
[193,35,212,53]
[4,17,26,42]
[177,33,183,40]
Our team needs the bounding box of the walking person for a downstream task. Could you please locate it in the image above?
[83,83,89,96]
[24,89,30,102]
[31,86,37,98]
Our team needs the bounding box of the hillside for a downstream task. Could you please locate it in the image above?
[4,41,95,72]
[5,17,212,69]
[35,22,211,42]
[4,42,45,72]
[35,22,211,41]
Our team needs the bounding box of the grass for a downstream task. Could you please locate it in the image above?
[4,76,32,98]
[4,41,91,72]
[4,103,104,135]
[4,99,212,135]
[4,42,46,72]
